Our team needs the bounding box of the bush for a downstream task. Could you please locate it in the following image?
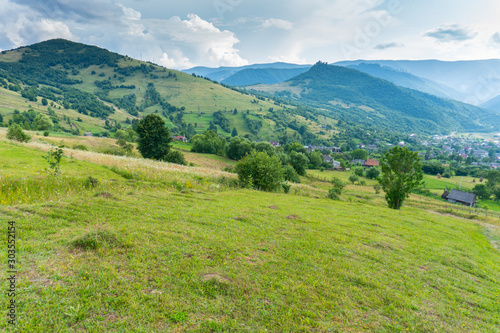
[354,167,364,177]
[373,183,381,194]
[328,177,345,199]
[282,183,291,194]
[7,124,30,142]
[283,164,300,183]
[73,144,88,151]
[165,150,187,165]
[235,151,284,192]
[365,167,380,179]
[348,174,359,184]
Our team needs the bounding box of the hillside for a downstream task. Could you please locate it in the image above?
[221,68,310,86]
[335,59,500,105]
[1,132,500,331]
[249,62,500,134]
[344,63,462,101]
[0,39,328,142]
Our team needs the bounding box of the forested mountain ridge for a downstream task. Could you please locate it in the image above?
[0,39,335,143]
[249,62,500,134]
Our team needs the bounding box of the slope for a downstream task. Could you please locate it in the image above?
[1,136,500,332]
[250,62,500,134]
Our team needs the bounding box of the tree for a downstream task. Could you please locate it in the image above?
[136,114,172,160]
[225,137,253,160]
[472,184,490,200]
[231,127,238,137]
[309,151,323,169]
[365,167,380,179]
[7,124,30,142]
[289,151,309,176]
[353,167,364,177]
[190,130,226,155]
[378,146,423,209]
[33,113,53,131]
[235,151,284,192]
[351,149,367,160]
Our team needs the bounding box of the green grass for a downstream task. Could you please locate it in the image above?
[1,139,500,331]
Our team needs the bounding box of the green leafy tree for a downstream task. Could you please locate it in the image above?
[351,149,367,160]
[235,151,284,191]
[44,146,64,175]
[378,146,423,209]
[33,113,53,131]
[231,127,238,137]
[354,167,364,177]
[136,114,172,160]
[225,137,254,160]
[309,151,323,169]
[190,130,226,155]
[289,151,309,176]
[472,184,490,200]
[365,167,380,179]
[7,124,30,142]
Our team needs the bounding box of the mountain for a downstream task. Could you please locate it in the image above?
[481,94,500,112]
[343,63,462,101]
[221,68,310,86]
[0,39,327,142]
[249,62,500,134]
[335,59,500,105]
[184,62,311,82]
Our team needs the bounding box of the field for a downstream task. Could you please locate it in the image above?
[0,135,500,331]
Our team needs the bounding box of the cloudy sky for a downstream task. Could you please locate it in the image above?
[1,0,499,69]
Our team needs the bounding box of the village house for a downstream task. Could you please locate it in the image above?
[172,135,188,143]
[442,190,477,207]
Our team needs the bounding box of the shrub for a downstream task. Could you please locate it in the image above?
[43,131,49,137]
[328,177,345,199]
[283,164,300,183]
[72,230,121,250]
[282,183,291,194]
[73,144,88,151]
[235,150,284,191]
[348,174,359,184]
[84,176,99,188]
[7,124,30,142]
[373,183,381,194]
[365,167,380,179]
[165,150,187,165]
[354,167,364,177]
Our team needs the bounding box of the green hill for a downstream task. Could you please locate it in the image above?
[1,134,500,331]
[250,62,500,134]
[221,68,310,86]
[0,39,331,142]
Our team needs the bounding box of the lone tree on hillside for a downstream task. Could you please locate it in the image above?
[378,146,423,209]
[136,114,172,160]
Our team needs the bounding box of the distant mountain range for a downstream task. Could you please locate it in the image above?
[248,62,500,134]
[184,62,311,83]
[187,59,500,111]
[335,59,500,107]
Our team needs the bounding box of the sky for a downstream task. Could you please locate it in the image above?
[1,0,500,69]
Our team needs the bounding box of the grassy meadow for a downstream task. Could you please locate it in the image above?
[0,134,500,332]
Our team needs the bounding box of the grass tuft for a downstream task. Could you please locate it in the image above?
[71,229,122,250]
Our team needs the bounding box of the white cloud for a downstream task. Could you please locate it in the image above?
[262,18,293,30]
